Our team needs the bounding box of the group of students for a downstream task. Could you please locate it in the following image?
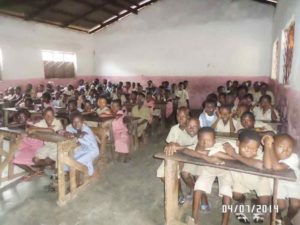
[1,78,190,184]
[157,80,299,225]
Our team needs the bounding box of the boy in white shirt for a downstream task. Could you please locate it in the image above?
[212,105,238,133]
[198,100,218,127]
[253,95,279,122]
[263,134,300,225]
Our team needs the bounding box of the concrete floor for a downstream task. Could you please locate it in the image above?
[0,132,245,225]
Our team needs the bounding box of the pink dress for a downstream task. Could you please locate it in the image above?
[13,137,44,166]
[112,110,130,154]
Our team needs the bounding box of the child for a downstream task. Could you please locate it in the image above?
[179,127,233,225]
[238,111,275,133]
[96,96,112,117]
[223,129,272,223]
[176,82,189,108]
[232,104,250,121]
[218,93,226,107]
[31,107,63,168]
[111,99,130,162]
[41,92,53,110]
[198,100,217,128]
[262,134,300,225]
[253,95,279,122]
[212,105,237,133]
[11,109,44,180]
[65,112,99,177]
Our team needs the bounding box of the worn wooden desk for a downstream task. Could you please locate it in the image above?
[215,132,238,140]
[259,120,283,133]
[154,152,296,225]
[0,128,89,206]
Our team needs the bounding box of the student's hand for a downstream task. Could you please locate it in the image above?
[223,142,236,157]
[206,156,225,165]
[261,135,274,147]
[164,143,180,156]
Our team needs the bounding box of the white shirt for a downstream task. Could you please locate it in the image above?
[215,119,238,133]
[253,106,280,121]
[176,89,189,107]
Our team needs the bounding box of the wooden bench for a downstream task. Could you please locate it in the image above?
[2,107,43,127]
[154,152,296,225]
[0,128,91,206]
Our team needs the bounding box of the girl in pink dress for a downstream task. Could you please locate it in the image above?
[10,109,44,180]
[111,99,130,163]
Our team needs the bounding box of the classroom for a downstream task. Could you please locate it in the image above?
[0,0,299,225]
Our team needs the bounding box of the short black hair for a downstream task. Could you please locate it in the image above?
[206,93,218,102]
[198,127,215,138]
[245,93,254,102]
[259,94,272,103]
[43,106,55,116]
[241,111,255,121]
[70,112,83,122]
[238,129,261,144]
[219,105,232,112]
[274,134,296,148]
[204,99,217,108]
[112,99,122,107]
[16,108,31,119]
[42,92,51,101]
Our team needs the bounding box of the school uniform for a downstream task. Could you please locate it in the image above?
[199,112,217,127]
[35,118,63,161]
[112,110,130,154]
[156,124,193,178]
[276,153,300,199]
[236,121,275,133]
[214,118,238,133]
[176,89,189,107]
[253,106,280,122]
[66,124,100,176]
[194,141,233,197]
[131,105,151,137]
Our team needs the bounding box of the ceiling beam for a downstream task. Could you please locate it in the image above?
[89,0,157,34]
[24,0,62,20]
[72,0,118,15]
[105,0,138,14]
[62,2,109,27]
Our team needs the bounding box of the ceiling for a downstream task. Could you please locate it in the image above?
[0,0,158,33]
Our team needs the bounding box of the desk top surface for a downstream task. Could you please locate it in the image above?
[3,107,42,114]
[215,132,238,140]
[154,152,296,182]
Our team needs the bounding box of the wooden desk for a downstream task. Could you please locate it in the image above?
[2,107,42,127]
[154,152,296,225]
[215,132,238,140]
[259,120,283,133]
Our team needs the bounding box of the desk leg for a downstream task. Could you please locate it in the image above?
[3,110,8,127]
[57,143,66,206]
[164,158,179,225]
[271,178,278,225]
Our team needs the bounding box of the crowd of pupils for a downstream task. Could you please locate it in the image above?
[0,78,188,186]
[157,80,299,225]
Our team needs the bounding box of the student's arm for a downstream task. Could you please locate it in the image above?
[271,107,279,122]
[211,117,220,129]
[181,148,225,165]
[213,151,235,160]
[229,117,236,133]
[223,142,264,170]
[262,135,274,170]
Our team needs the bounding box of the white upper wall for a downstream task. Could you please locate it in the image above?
[93,0,274,77]
[273,0,300,90]
[0,15,93,80]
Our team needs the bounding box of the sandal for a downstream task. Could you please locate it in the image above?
[253,213,264,223]
[235,212,250,224]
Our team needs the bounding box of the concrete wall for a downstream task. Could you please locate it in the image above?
[0,15,94,80]
[94,0,274,77]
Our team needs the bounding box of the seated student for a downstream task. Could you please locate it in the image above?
[259,82,275,105]
[177,127,233,225]
[253,95,279,122]
[41,92,53,110]
[82,100,96,116]
[199,100,217,128]
[111,99,130,163]
[96,96,112,117]
[131,93,151,142]
[36,84,45,99]
[212,105,238,133]
[31,107,63,169]
[262,134,300,225]
[223,130,272,223]
[232,104,250,121]
[217,86,225,95]
[65,113,99,178]
[218,93,226,107]
[157,106,189,204]
[52,91,63,108]
[225,80,233,94]
[11,109,44,180]
[225,92,236,108]
[237,111,275,134]
[25,83,36,99]
[165,118,210,210]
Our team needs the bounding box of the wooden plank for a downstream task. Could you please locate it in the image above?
[271,178,278,225]
[63,157,88,176]
[215,132,238,140]
[28,132,70,143]
[57,143,66,206]
[154,152,296,182]
[164,158,179,225]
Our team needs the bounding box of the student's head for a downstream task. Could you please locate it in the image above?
[71,112,83,130]
[198,127,216,149]
[42,92,51,103]
[218,93,227,106]
[15,86,22,95]
[240,111,255,129]
[226,80,232,89]
[97,97,107,109]
[233,80,239,88]
[219,105,232,123]
[273,134,296,161]
[111,99,122,114]
[259,95,272,110]
[260,82,269,94]
[178,82,184,90]
[253,81,261,92]
[38,84,45,92]
[203,100,217,116]
[237,85,248,99]
[236,104,250,118]
[137,93,145,106]
[67,100,77,112]
[245,93,254,104]
[84,100,93,112]
[79,79,84,86]
[24,97,34,108]
[206,93,218,103]
[15,109,31,124]
[130,91,138,102]
[176,106,189,127]
[225,93,235,107]
[43,107,55,126]
[186,118,200,137]
[237,129,261,158]
[217,86,225,95]
[26,83,33,91]
[183,80,188,89]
